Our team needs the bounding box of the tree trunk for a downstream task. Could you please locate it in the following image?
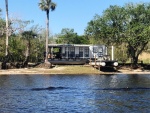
[23,41,30,67]
[132,56,138,64]
[23,56,29,68]
[5,0,9,56]
[131,56,138,68]
[45,10,49,63]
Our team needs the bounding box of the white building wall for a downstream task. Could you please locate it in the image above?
[48,44,108,59]
[88,45,107,58]
[89,46,94,58]
[62,46,65,54]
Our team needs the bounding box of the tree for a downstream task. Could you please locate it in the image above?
[21,31,36,67]
[56,28,77,44]
[5,0,9,56]
[124,3,150,65]
[0,36,5,60]
[0,18,6,37]
[85,15,109,45]
[9,35,25,62]
[56,28,90,44]
[38,0,56,63]
[85,3,150,65]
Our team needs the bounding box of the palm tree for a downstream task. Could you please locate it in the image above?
[38,0,56,63]
[21,30,36,67]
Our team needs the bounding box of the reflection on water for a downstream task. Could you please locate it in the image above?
[0,74,150,113]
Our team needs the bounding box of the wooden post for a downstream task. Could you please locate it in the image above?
[112,46,114,61]
[94,54,96,67]
[99,62,101,71]
[90,57,91,65]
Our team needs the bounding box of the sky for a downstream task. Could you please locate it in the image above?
[0,0,149,35]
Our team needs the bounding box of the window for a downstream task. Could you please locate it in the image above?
[84,47,89,57]
[65,47,75,58]
[93,46,103,56]
[79,47,83,57]
[93,47,98,53]
[69,47,75,58]
[98,47,103,56]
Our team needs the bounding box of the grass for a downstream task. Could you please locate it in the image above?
[45,65,100,74]
[139,52,150,64]
[0,64,149,75]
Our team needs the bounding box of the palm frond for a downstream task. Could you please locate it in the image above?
[38,0,56,11]
[51,2,56,11]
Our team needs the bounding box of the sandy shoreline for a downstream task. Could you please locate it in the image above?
[0,66,150,75]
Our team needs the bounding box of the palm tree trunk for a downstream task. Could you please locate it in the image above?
[5,0,9,56]
[45,10,49,63]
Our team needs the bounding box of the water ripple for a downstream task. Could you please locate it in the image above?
[95,87,150,91]
[31,86,67,91]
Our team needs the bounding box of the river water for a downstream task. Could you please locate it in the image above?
[0,74,149,113]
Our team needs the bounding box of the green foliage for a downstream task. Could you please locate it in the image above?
[56,28,90,44]
[0,29,45,63]
[21,30,38,63]
[9,35,25,62]
[21,30,36,41]
[114,43,128,63]
[0,5,46,63]
[146,42,150,53]
[30,38,45,62]
[0,18,5,60]
[0,18,6,36]
[85,3,150,64]
[142,58,150,64]
[8,33,45,62]
[0,37,5,59]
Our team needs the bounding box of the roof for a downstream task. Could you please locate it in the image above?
[48,44,105,47]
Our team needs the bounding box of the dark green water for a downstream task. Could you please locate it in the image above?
[0,74,150,113]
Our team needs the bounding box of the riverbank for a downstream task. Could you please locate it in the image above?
[0,65,150,75]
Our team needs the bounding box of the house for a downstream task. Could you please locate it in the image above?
[48,44,107,59]
[48,44,118,67]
